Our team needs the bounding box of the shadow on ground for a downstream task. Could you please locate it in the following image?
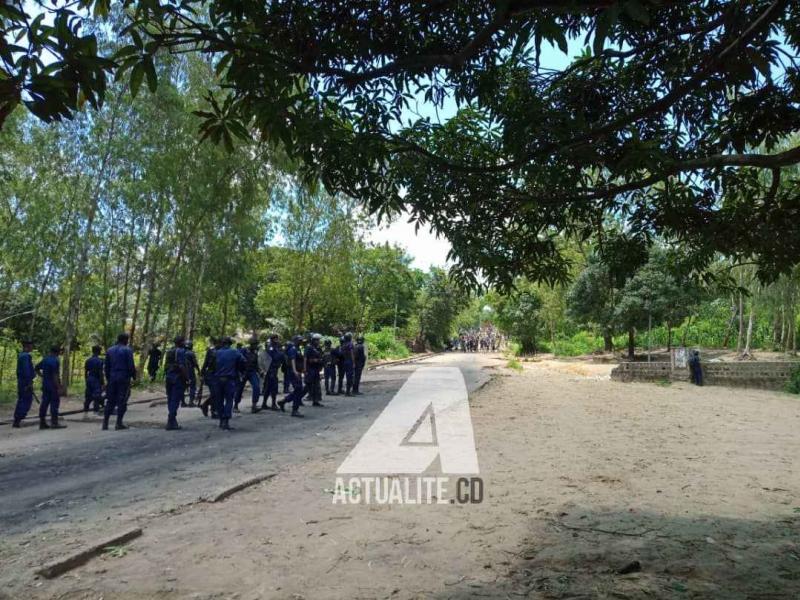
[440,507,800,599]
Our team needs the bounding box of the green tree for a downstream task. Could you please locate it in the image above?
[413,269,468,350]
[566,258,619,352]
[496,283,543,355]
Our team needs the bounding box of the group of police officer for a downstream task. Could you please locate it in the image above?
[11,332,368,432]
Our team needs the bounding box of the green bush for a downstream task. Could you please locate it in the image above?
[506,341,522,357]
[506,358,523,371]
[786,365,800,395]
[365,328,410,361]
[553,331,604,357]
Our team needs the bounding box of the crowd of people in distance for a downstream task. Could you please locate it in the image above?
[11,332,368,432]
[454,326,505,353]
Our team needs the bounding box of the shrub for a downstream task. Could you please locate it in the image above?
[506,341,522,357]
[506,358,523,371]
[553,331,604,357]
[786,365,800,395]
[365,328,410,361]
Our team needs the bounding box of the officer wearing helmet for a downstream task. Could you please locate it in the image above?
[185,340,200,406]
[278,335,305,417]
[338,332,355,396]
[353,335,367,395]
[323,338,337,395]
[214,336,245,430]
[236,336,262,413]
[164,335,189,430]
[262,333,284,410]
[199,336,221,418]
[304,333,324,407]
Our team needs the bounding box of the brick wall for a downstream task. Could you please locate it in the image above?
[611,361,797,390]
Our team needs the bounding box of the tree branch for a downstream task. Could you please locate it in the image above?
[511,145,800,205]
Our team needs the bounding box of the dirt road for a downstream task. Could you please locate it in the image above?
[1,354,799,599]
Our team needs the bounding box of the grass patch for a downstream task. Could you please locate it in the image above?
[655,378,672,387]
[506,358,523,371]
[785,365,800,395]
[103,545,131,558]
[365,328,410,361]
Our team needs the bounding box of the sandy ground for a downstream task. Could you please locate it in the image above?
[2,356,799,599]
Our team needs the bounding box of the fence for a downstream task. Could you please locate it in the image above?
[611,360,797,390]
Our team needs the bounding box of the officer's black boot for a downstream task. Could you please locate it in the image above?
[251,404,260,414]
[51,416,66,429]
[39,417,50,430]
[102,415,110,430]
[220,418,232,430]
[12,418,21,428]
[277,399,287,412]
[200,400,209,417]
[115,415,128,430]
[165,416,181,431]
[290,409,304,418]
[270,399,278,411]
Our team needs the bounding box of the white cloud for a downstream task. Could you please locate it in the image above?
[366,213,452,272]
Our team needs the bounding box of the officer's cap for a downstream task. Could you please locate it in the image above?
[174,335,185,345]
[249,336,259,346]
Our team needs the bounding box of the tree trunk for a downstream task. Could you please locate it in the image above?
[137,210,165,374]
[627,328,635,360]
[741,305,755,358]
[603,331,613,352]
[736,291,744,352]
[60,107,119,391]
[682,315,694,347]
[119,217,135,330]
[188,252,207,339]
[721,300,736,348]
[61,200,99,390]
[220,290,229,337]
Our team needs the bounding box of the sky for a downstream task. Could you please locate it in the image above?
[366,215,453,271]
[365,40,575,272]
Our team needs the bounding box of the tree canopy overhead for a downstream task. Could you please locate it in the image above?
[3,0,800,288]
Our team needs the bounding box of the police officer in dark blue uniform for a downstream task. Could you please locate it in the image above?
[335,335,346,394]
[339,333,355,396]
[147,343,162,382]
[84,345,105,414]
[214,336,245,430]
[353,335,367,395]
[689,350,704,386]
[278,335,305,417]
[236,337,262,413]
[323,339,337,396]
[305,333,324,407]
[185,340,200,406]
[199,337,220,418]
[164,335,189,430]
[12,340,36,428]
[262,333,284,411]
[35,346,64,429]
[104,332,136,431]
